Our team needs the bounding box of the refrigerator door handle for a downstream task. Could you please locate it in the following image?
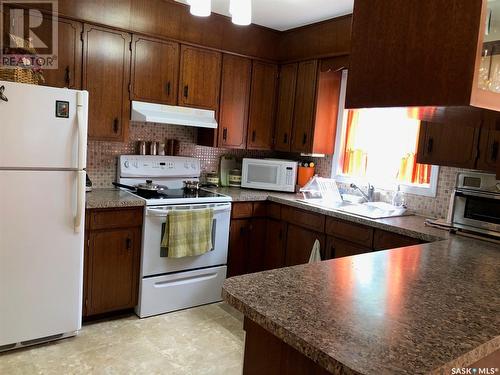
[76,92,87,170]
[75,171,85,233]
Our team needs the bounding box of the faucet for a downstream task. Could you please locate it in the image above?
[350,183,375,202]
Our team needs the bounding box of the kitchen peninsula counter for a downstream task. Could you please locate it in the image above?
[223,236,500,374]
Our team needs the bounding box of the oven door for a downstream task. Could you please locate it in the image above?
[142,202,231,277]
[452,191,500,236]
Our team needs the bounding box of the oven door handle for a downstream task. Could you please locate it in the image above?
[454,190,500,200]
[146,205,231,217]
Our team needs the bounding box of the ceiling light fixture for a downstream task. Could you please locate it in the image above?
[229,0,252,26]
[188,0,211,17]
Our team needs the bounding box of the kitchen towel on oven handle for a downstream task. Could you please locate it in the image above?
[160,208,214,258]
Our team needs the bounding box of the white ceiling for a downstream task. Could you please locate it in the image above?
[174,0,354,31]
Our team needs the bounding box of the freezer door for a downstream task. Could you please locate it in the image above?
[0,170,84,346]
[0,81,88,169]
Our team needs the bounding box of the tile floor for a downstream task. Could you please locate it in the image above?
[0,303,245,375]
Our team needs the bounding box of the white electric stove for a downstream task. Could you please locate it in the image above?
[117,155,232,318]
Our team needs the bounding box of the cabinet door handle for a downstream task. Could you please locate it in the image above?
[183,85,189,98]
[223,128,228,141]
[427,137,434,154]
[302,133,307,145]
[65,66,71,87]
[278,229,283,240]
[125,238,132,251]
[283,133,288,144]
[492,141,499,162]
[113,118,119,133]
[330,245,335,259]
[166,81,171,96]
[252,130,256,143]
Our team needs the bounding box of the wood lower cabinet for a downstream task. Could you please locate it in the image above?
[218,54,252,149]
[417,121,481,169]
[247,61,278,150]
[84,207,143,317]
[228,217,266,277]
[243,317,330,375]
[229,201,427,275]
[326,236,370,259]
[373,229,421,251]
[263,219,287,271]
[83,24,131,141]
[285,224,325,266]
[131,36,179,105]
[178,45,221,110]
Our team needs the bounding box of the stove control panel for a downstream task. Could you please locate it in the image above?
[118,155,201,178]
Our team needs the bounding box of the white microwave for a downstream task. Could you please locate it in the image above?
[241,158,298,192]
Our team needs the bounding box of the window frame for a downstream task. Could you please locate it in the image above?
[330,71,439,198]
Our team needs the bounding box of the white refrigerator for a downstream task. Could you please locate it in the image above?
[0,81,88,350]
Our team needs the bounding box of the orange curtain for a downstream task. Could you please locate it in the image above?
[342,110,368,177]
[397,154,431,184]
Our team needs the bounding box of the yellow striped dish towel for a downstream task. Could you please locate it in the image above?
[161,209,214,258]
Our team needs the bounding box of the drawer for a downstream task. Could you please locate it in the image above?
[88,207,143,230]
[136,266,227,318]
[266,202,282,220]
[373,229,421,251]
[232,202,254,218]
[325,217,374,247]
[281,206,325,232]
[252,202,267,217]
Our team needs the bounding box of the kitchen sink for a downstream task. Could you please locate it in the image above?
[296,199,411,219]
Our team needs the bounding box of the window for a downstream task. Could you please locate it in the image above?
[332,104,439,197]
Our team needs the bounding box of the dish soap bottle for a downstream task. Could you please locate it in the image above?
[392,185,406,207]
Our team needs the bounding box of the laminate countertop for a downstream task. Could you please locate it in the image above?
[208,187,448,243]
[223,236,500,374]
[85,188,145,209]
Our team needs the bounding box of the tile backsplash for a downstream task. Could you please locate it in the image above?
[87,121,463,219]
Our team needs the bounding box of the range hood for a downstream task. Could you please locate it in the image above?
[131,101,218,129]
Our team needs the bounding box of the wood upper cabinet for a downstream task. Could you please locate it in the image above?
[131,35,179,105]
[218,54,252,149]
[274,63,298,151]
[178,45,221,110]
[84,208,143,317]
[416,121,481,169]
[40,17,82,89]
[285,224,325,267]
[247,61,278,150]
[83,24,131,141]
[477,111,500,173]
[1,9,82,89]
[289,60,342,154]
[346,0,500,111]
[291,60,318,153]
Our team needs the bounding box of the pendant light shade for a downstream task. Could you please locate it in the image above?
[188,0,211,17]
[230,0,251,26]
